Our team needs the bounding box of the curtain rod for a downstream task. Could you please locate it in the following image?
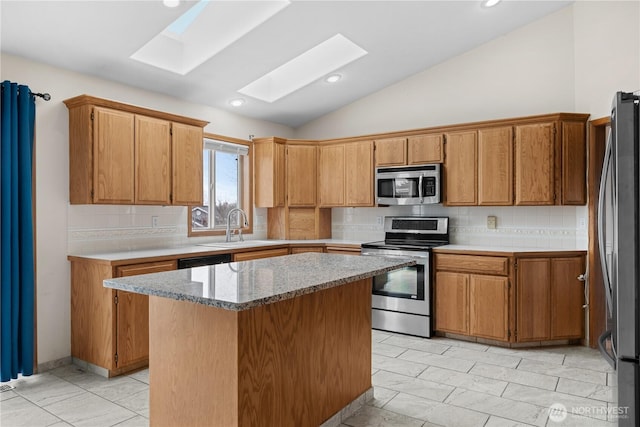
[31,91,51,101]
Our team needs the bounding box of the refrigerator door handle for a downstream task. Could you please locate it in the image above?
[597,131,614,314]
[598,329,617,369]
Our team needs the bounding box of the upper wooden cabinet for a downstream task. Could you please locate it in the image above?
[287,145,317,207]
[478,126,513,206]
[444,131,477,206]
[319,141,374,207]
[442,114,588,207]
[408,134,444,164]
[64,95,208,205]
[374,137,407,166]
[514,117,588,206]
[375,134,443,167]
[254,137,286,208]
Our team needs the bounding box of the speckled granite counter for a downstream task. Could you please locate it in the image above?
[104,252,415,311]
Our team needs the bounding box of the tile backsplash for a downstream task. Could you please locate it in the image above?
[68,204,587,253]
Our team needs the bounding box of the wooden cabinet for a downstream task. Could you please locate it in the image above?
[135,115,171,205]
[171,123,204,205]
[374,137,406,166]
[514,119,587,206]
[514,122,555,205]
[478,126,513,206]
[516,256,585,342]
[287,145,317,207]
[319,141,374,207]
[434,254,511,341]
[254,137,286,208]
[443,131,477,206]
[290,246,324,254]
[375,134,443,167]
[64,95,207,206]
[70,258,177,376]
[92,107,135,204]
[325,245,361,255]
[233,248,289,261]
[408,134,444,164]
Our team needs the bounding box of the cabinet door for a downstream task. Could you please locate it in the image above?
[93,107,135,204]
[345,141,374,206]
[444,131,477,206]
[374,137,407,166]
[478,127,513,206]
[516,258,551,342]
[172,123,203,205]
[135,116,171,205]
[550,257,584,339]
[434,272,469,335]
[115,260,177,368]
[469,275,509,341]
[274,143,287,207]
[318,144,345,207]
[287,145,317,207]
[408,134,443,164]
[561,121,587,205]
[514,123,555,205]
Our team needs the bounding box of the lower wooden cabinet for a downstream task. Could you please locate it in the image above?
[70,259,177,376]
[434,255,510,341]
[290,246,324,254]
[325,245,361,255]
[516,256,585,342]
[434,251,585,344]
[232,248,289,261]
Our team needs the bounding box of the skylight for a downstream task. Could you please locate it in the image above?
[238,34,367,103]
[130,0,290,75]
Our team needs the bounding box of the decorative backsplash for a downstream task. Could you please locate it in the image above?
[68,204,587,253]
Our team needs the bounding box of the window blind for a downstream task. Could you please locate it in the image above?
[203,138,249,156]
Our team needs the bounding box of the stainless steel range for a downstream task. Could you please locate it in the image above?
[361,216,449,337]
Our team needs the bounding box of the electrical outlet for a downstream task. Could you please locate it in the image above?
[578,217,587,229]
[376,216,383,226]
[152,216,159,228]
[487,215,497,229]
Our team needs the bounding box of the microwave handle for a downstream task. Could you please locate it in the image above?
[418,174,423,203]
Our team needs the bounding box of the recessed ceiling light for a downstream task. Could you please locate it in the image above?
[230,98,245,107]
[481,0,501,8]
[238,34,367,103]
[131,1,290,75]
[163,0,180,7]
[325,74,342,83]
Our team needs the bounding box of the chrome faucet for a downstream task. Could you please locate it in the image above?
[225,208,249,242]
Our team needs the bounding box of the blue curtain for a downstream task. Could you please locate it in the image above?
[1,81,36,382]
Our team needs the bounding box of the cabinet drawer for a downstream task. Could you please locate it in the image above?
[233,248,289,262]
[290,246,324,254]
[435,254,509,276]
[116,260,178,277]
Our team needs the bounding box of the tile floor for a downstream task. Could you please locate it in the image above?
[0,331,618,427]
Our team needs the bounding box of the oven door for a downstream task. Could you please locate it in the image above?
[362,248,429,316]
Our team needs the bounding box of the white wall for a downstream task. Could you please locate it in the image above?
[294,5,576,140]
[0,53,294,366]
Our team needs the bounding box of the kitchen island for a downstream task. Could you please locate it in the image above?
[104,252,415,427]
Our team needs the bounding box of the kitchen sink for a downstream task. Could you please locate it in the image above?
[197,240,283,249]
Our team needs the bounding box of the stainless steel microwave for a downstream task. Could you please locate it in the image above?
[375,164,441,205]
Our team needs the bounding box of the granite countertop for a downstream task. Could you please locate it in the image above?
[68,239,366,262]
[103,252,415,311]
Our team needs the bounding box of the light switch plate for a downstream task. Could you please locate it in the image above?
[487,215,497,229]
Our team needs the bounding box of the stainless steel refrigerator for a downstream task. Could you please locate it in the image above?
[598,91,639,426]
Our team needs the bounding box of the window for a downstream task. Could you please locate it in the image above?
[188,135,252,236]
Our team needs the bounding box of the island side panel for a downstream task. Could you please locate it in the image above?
[148,296,239,427]
[237,278,372,426]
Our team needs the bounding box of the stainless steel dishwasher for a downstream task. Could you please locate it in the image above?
[177,253,232,269]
